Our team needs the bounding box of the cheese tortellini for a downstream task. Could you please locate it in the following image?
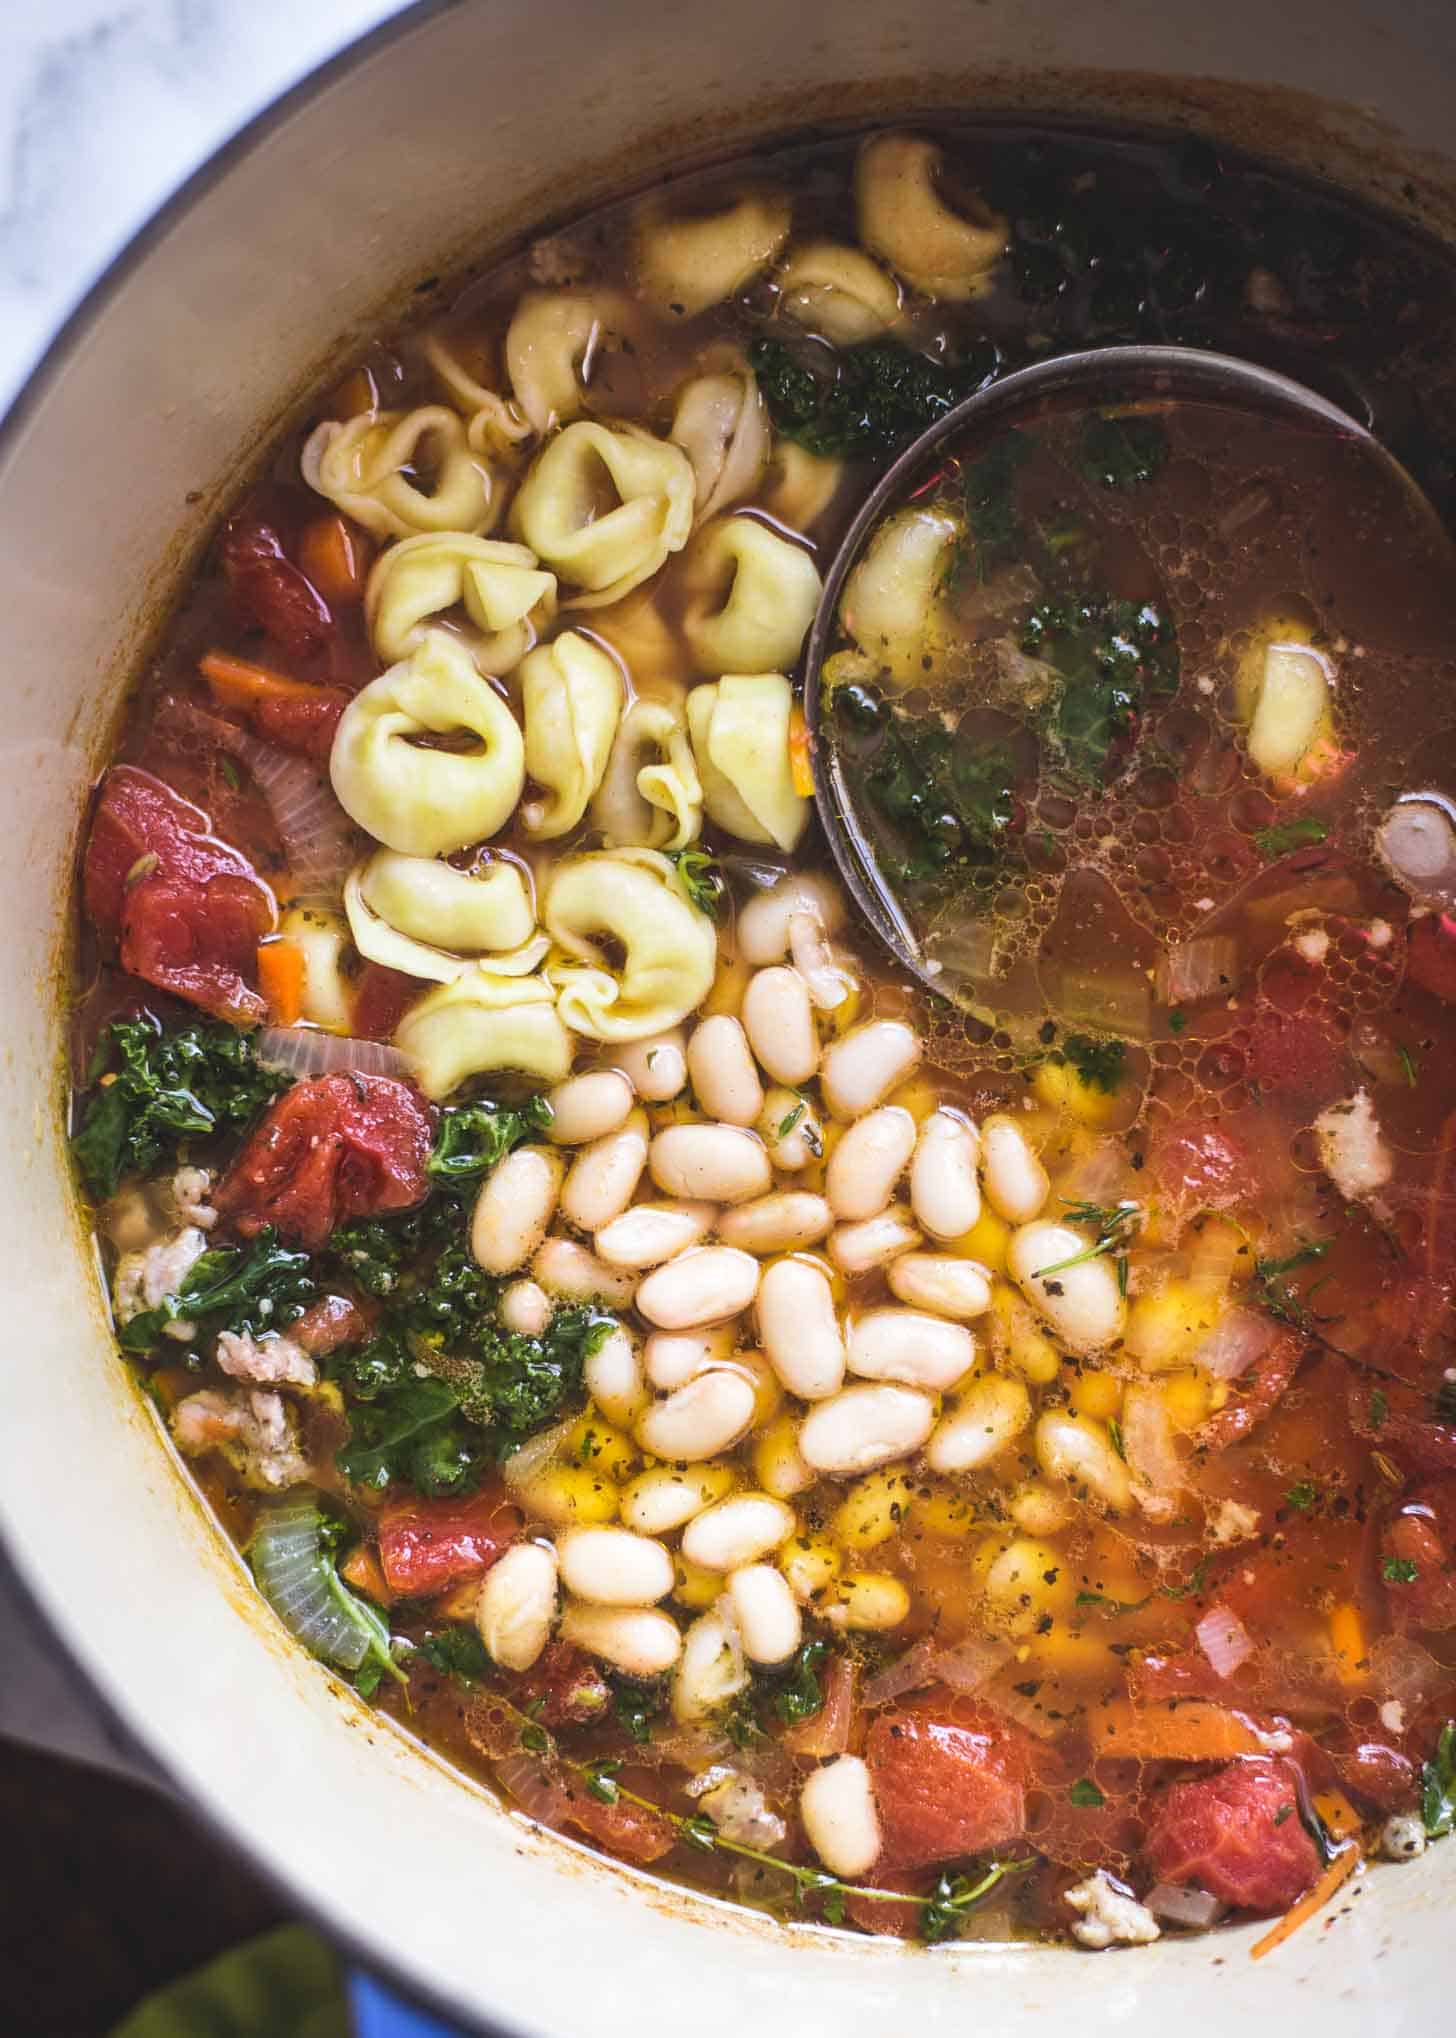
[590,695,703,851]
[856,133,1007,302]
[759,441,844,535]
[681,516,823,677]
[669,353,769,526]
[516,631,624,838]
[504,289,637,436]
[544,850,718,1041]
[776,240,903,344]
[421,332,533,455]
[634,189,791,317]
[510,421,695,609]
[686,674,809,850]
[395,965,574,1098]
[839,503,960,687]
[344,850,537,982]
[366,533,557,677]
[301,406,494,539]
[329,629,525,855]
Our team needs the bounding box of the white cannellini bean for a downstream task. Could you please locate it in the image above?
[910,1110,981,1239]
[725,1563,802,1665]
[980,1115,1050,1223]
[799,1757,882,1878]
[672,1607,749,1722]
[532,1236,638,1306]
[716,1191,832,1255]
[736,874,846,965]
[798,1383,935,1475]
[635,1246,761,1329]
[681,1493,796,1572]
[757,1087,823,1171]
[649,1123,772,1203]
[741,966,820,1084]
[820,1020,921,1121]
[757,1257,846,1400]
[826,1106,917,1221]
[546,1069,635,1145]
[594,1200,716,1269]
[687,1015,765,1127]
[886,1253,993,1320]
[1010,1479,1076,1536]
[824,1571,911,1632]
[499,1278,553,1336]
[621,1462,736,1536]
[558,1602,683,1677]
[635,1368,757,1461]
[583,1324,645,1427]
[557,1525,674,1606]
[788,910,856,1012]
[644,1322,739,1391]
[927,1374,1032,1473]
[615,1029,688,1101]
[471,1146,565,1275]
[1009,1220,1126,1352]
[475,1541,558,1672]
[846,1308,975,1391]
[827,1205,921,1274]
[559,1109,649,1232]
[1035,1409,1133,1511]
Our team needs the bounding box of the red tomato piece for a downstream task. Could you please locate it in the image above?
[1407,913,1456,1004]
[84,765,275,1025]
[1143,1757,1319,1914]
[842,1868,931,1940]
[352,962,425,1042]
[1382,1480,1456,1631]
[213,1073,435,1248]
[513,1642,612,1728]
[1197,1326,1306,1452]
[220,506,335,660]
[249,687,349,766]
[561,1780,677,1865]
[1244,1009,1347,1101]
[1146,1117,1248,1221]
[865,1702,1036,1872]
[375,1488,522,1597]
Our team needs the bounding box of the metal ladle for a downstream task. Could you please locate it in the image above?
[801,343,1456,1012]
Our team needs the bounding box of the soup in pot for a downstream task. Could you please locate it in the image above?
[69,121,1456,1952]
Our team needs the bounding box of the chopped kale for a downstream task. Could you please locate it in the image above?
[426,1094,553,1184]
[1285,1481,1319,1513]
[71,1013,288,1200]
[749,335,995,460]
[768,1638,831,1726]
[962,429,1033,577]
[1022,592,1178,782]
[1383,1557,1419,1585]
[1421,1721,1456,1838]
[859,706,1019,886]
[420,1626,492,1682]
[117,1226,317,1354]
[612,1678,669,1745]
[1075,410,1168,490]
[667,848,725,921]
[1062,1033,1127,1093]
[1253,816,1329,861]
[335,1377,477,1497]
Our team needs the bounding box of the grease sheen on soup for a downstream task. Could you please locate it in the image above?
[70,122,1456,1952]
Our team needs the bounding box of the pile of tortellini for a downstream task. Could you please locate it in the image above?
[296,134,1006,1099]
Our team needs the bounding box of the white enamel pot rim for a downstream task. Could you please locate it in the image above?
[2,1,1454,2031]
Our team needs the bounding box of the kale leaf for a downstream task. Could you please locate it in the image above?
[426,1094,554,1185]
[335,1377,475,1497]
[1075,411,1168,491]
[420,1625,492,1682]
[860,708,1019,886]
[1022,591,1178,782]
[962,429,1033,578]
[72,1014,288,1200]
[117,1226,317,1354]
[1062,1034,1127,1093]
[1421,1720,1456,1838]
[1254,816,1329,861]
[749,336,995,460]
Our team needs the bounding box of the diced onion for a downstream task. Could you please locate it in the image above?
[1375,795,1456,905]
[1196,1603,1254,1679]
[1191,1306,1276,1381]
[251,1498,390,1673]
[1122,1384,1181,1520]
[1146,1883,1227,1929]
[494,1752,571,1827]
[862,1638,939,1707]
[930,1635,1010,1693]
[255,1026,412,1083]
[1155,934,1240,1007]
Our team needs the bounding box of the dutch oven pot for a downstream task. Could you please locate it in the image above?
[1,2,1452,2030]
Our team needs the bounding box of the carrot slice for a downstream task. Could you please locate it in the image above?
[257,938,306,1027]
[1312,1787,1363,1845]
[1328,1602,1367,1684]
[297,513,370,604]
[1250,1844,1362,1960]
[1087,1697,1270,1761]
[789,706,815,799]
[340,1544,393,1607]
[201,649,333,708]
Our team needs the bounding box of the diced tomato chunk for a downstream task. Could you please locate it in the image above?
[1143,1757,1319,1913]
[213,1073,435,1248]
[249,687,349,765]
[1197,1326,1306,1452]
[1382,1480,1456,1631]
[561,1780,677,1865]
[375,1487,522,1597]
[864,1702,1036,1872]
[1407,913,1456,1004]
[512,1642,611,1728]
[842,1868,930,1939]
[83,765,274,1025]
[352,962,425,1042]
[1244,1009,1347,1101]
[220,505,335,660]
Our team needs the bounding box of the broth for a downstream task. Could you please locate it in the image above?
[69,120,1456,1953]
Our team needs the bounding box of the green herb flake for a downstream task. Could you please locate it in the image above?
[1421,1721,1456,1838]
[1069,1778,1106,1808]
[584,1760,622,1806]
[1383,1557,1419,1584]
[1168,1007,1188,1036]
[1285,1481,1319,1513]
[1398,1045,1420,1088]
[1274,1803,1294,1827]
[667,848,724,920]
[1253,816,1329,861]
[1062,1034,1127,1093]
[520,1722,550,1755]
[1369,1388,1389,1430]
[777,1101,807,1139]
[1022,590,1179,784]
[1075,411,1169,492]
[1107,1419,1125,1461]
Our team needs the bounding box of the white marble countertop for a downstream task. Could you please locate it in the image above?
[0,0,406,1778]
[0,0,408,416]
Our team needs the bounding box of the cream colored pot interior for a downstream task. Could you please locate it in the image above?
[1,1,1452,2029]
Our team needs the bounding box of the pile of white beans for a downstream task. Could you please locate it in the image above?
[463,874,1152,1878]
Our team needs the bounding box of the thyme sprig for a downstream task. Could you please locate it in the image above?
[1032,1198,1143,1285]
